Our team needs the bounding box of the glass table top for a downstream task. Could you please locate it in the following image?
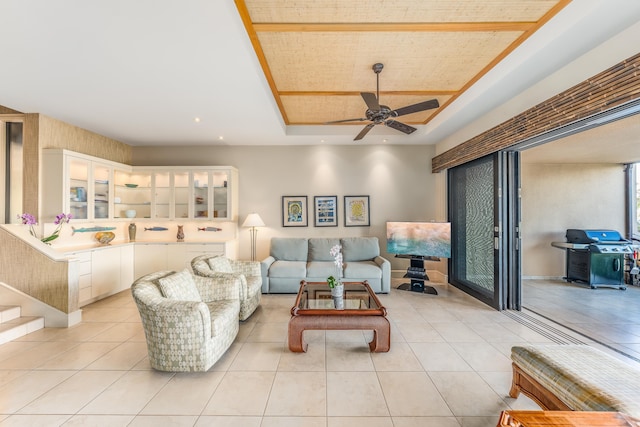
[294,281,382,312]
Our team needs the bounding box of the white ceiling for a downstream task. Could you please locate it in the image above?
[1,0,640,153]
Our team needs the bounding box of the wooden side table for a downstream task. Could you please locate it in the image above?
[497,411,639,427]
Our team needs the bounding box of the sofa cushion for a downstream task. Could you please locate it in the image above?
[269,260,307,278]
[271,237,308,261]
[341,237,380,261]
[157,269,202,301]
[207,256,233,273]
[309,238,341,261]
[307,261,338,279]
[344,260,383,279]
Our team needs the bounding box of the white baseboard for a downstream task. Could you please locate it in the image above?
[0,282,82,327]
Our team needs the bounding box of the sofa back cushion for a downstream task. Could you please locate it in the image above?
[156,269,202,301]
[341,237,380,261]
[271,238,308,261]
[308,238,341,261]
[207,255,233,273]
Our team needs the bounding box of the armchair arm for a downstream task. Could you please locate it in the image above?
[374,256,391,293]
[229,259,261,277]
[261,256,276,293]
[138,299,211,344]
[193,274,240,302]
[261,256,275,277]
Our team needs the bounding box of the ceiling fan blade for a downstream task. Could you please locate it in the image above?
[391,99,440,117]
[354,123,375,141]
[324,117,367,124]
[385,120,417,135]
[361,92,380,111]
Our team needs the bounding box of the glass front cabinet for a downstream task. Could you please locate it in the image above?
[42,149,238,223]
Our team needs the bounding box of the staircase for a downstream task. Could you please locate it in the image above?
[0,305,44,345]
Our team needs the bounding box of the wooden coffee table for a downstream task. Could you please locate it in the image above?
[497,411,639,426]
[288,280,390,353]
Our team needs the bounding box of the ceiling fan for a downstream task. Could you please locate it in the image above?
[325,63,440,141]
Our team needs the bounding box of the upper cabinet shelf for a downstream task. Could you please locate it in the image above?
[42,149,238,223]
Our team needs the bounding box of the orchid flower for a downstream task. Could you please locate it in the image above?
[18,212,72,244]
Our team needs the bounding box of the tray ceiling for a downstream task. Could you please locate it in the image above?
[235,0,571,130]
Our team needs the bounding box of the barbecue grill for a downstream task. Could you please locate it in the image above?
[551,229,632,290]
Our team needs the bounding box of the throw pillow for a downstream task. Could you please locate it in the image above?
[157,269,202,301]
[207,256,233,273]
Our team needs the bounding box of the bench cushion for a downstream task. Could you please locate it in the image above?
[511,345,640,418]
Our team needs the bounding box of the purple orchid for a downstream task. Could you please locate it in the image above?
[18,212,72,244]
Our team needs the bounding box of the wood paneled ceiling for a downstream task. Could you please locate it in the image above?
[235,0,571,132]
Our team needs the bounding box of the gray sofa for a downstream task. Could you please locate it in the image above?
[260,237,390,293]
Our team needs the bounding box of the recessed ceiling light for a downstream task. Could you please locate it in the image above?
[218,136,224,140]
[320,139,325,143]
[383,139,388,143]
[194,117,201,123]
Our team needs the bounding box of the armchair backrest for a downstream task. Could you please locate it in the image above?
[131,270,176,308]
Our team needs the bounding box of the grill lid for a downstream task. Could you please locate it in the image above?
[566,229,628,244]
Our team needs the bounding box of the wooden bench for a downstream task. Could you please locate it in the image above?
[509,345,640,419]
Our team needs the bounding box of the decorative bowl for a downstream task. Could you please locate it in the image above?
[95,231,115,245]
[125,209,137,218]
[125,183,138,188]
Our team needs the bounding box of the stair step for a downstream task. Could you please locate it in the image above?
[0,316,45,345]
[0,305,21,323]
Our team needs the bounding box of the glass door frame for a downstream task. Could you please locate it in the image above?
[447,151,521,311]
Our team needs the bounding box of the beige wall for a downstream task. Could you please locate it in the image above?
[133,145,447,272]
[521,162,626,278]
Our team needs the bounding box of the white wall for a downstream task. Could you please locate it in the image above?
[520,162,626,278]
[132,144,447,272]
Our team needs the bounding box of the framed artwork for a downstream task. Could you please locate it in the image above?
[314,195,338,227]
[344,195,370,227]
[282,196,308,227]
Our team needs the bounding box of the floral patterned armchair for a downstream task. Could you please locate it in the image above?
[131,269,240,372]
[191,255,262,321]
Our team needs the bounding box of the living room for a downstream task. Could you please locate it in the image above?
[2,1,640,425]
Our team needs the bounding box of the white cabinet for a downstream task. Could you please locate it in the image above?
[43,149,238,223]
[69,245,134,307]
[42,150,116,223]
[134,244,170,279]
[114,169,152,220]
[134,242,230,279]
[68,251,92,304]
[91,247,121,299]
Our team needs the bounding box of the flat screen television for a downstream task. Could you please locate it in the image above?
[386,221,451,258]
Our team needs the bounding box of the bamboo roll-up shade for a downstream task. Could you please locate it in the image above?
[431,52,640,173]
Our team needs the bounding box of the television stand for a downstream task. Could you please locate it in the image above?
[396,255,439,295]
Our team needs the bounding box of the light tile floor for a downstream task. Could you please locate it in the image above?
[523,279,640,361]
[2,280,624,427]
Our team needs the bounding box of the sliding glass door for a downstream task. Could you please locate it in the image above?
[447,151,520,310]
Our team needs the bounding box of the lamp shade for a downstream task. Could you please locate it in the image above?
[242,213,265,228]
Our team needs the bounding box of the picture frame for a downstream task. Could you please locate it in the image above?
[282,196,308,227]
[344,195,370,227]
[314,195,338,227]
